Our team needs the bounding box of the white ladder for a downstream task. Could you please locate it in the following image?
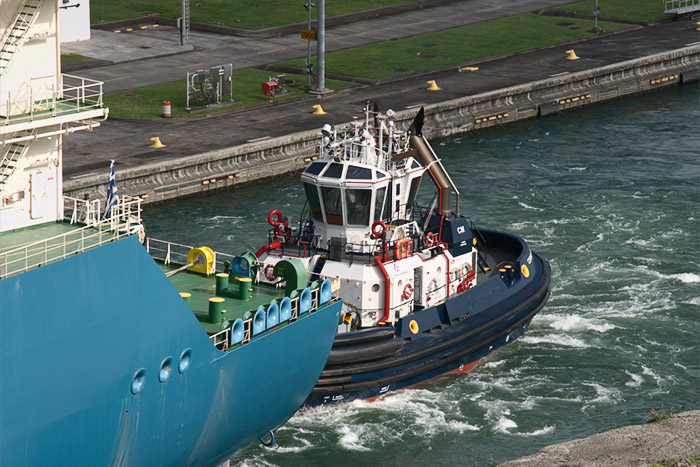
[0,0,45,76]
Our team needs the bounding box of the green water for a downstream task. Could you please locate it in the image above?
[144,83,700,466]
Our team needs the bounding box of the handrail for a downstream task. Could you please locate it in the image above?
[0,198,142,280]
[1,74,104,126]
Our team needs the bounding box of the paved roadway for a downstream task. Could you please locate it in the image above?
[60,1,700,181]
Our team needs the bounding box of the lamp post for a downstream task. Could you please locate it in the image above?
[593,0,600,31]
[316,0,325,92]
[304,3,314,86]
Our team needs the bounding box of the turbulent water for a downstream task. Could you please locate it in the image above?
[144,84,700,466]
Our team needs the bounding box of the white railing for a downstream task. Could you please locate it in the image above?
[208,287,327,351]
[664,0,700,13]
[0,198,143,280]
[64,196,101,226]
[145,237,236,273]
[1,74,104,126]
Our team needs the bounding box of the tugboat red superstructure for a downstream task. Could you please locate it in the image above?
[256,106,551,406]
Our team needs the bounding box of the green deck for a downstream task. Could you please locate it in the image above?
[162,264,288,334]
[0,221,122,279]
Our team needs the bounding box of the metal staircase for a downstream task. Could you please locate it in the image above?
[0,130,34,184]
[0,0,45,76]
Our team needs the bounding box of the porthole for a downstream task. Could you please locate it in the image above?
[372,284,380,292]
[179,348,192,374]
[159,357,173,382]
[131,368,146,394]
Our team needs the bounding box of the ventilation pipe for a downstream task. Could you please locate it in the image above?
[409,108,460,216]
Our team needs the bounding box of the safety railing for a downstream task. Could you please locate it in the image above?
[209,286,328,351]
[145,238,236,273]
[0,198,142,280]
[664,0,700,13]
[1,74,104,126]
[64,195,101,226]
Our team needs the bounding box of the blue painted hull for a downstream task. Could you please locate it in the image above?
[0,236,341,466]
[306,231,550,407]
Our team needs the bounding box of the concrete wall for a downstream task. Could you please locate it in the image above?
[63,46,700,204]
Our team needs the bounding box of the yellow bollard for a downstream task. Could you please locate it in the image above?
[312,104,326,115]
[150,137,166,148]
[426,80,441,91]
[566,49,580,60]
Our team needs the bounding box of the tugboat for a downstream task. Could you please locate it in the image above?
[255,105,551,406]
[0,1,341,465]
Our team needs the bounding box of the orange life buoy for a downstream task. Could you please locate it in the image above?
[268,209,282,227]
[425,232,436,247]
[394,237,411,260]
[371,220,387,240]
[263,263,276,281]
[402,282,413,300]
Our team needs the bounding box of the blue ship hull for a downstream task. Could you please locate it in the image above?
[0,236,342,466]
[306,230,550,407]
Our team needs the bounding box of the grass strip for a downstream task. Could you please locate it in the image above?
[103,69,355,119]
[279,14,629,80]
[549,0,676,23]
[91,0,412,30]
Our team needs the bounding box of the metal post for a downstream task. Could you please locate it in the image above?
[594,0,600,30]
[316,0,325,92]
[305,3,313,86]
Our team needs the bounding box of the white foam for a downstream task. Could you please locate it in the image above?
[515,425,556,437]
[337,425,370,451]
[668,273,700,283]
[624,370,643,387]
[545,313,617,333]
[518,202,544,212]
[495,415,518,433]
[567,167,587,171]
[520,334,590,348]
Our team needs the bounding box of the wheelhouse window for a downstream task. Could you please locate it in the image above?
[304,162,327,176]
[321,186,344,225]
[346,189,372,226]
[346,165,372,180]
[303,182,324,221]
[322,163,344,179]
[374,186,386,221]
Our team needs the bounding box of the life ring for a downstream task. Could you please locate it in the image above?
[425,232,436,247]
[263,263,276,281]
[267,209,282,227]
[371,220,387,240]
[394,237,411,260]
[402,282,413,301]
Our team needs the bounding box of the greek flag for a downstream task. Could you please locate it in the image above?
[104,160,119,217]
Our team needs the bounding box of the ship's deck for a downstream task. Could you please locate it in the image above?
[0,221,121,280]
[161,263,287,335]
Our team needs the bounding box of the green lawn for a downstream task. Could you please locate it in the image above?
[91,0,413,29]
[551,0,676,22]
[104,69,356,119]
[280,14,629,80]
[61,53,91,64]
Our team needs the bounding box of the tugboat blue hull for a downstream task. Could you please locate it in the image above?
[0,236,342,466]
[306,232,550,407]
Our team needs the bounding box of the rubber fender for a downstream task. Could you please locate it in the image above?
[186,246,215,275]
[326,338,404,365]
[279,296,292,322]
[332,326,396,347]
[299,287,312,314]
[266,301,279,329]
[253,306,266,335]
[230,318,245,345]
[319,278,332,304]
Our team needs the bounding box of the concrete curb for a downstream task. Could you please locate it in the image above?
[63,46,700,203]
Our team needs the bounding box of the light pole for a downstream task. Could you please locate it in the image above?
[593,0,600,31]
[316,0,325,92]
[304,3,314,86]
